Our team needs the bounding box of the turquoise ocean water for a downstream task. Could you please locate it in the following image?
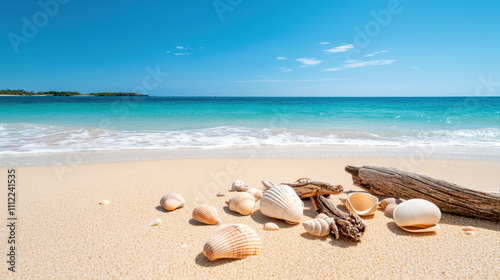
[0,97,499,156]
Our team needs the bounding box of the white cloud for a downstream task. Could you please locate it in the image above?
[410,66,419,69]
[364,50,389,57]
[319,42,330,45]
[174,53,191,56]
[324,68,341,71]
[176,46,184,49]
[324,44,354,53]
[277,57,288,60]
[296,57,323,67]
[280,67,293,72]
[166,51,170,54]
[343,59,396,68]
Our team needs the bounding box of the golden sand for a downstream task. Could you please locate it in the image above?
[1,157,499,279]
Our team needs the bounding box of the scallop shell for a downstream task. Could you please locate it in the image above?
[203,224,262,261]
[192,204,221,225]
[302,218,330,237]
[160,193,185,211]
[246,188,264,201]
[231,180,248,192]
[379,198,399,210]
[225,193,255,215]
[393,199,441,233]
[384,203,398,218]
[345,193,379,216]
[99,200,110,205]
[259,185,303,224]
[263,222,279,231]
[149,218,162,226]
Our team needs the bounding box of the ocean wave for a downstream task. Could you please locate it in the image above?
[0,123,499,156]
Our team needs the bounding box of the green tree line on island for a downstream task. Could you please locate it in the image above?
[0,89,148,97]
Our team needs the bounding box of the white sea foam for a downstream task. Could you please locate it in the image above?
[0,123,499,156]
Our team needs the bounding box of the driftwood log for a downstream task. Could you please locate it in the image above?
[311,195,366,241]
[345,165,500,220]
[262,178,343,199]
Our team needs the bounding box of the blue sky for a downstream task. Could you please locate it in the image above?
[1,0,499,96]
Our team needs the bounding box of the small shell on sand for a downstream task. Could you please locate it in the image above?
[384,204,398,218]
[99,200,110,205]
[462,226,476,232]
[464,231,475,236]
[379,198,399,210]
[180,244,187,248]
[264,222,279,231]
[149,218,162,226]
[216,192,225,197]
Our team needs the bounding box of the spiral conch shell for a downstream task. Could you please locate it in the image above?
[345,193,379,216]
[160,193,185,211]
[246,188,264,201]
[379,198,400,210]
[393,199,441,233]
[231,180,249,192]
[259,185,303,224]
[203,224,262,261]
[192,204,221,225]
[225,192,255,215]
[302,218,331,237]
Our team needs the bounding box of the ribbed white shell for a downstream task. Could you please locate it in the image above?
[393,199,441,233]
[226,193,255,215]
[302,218,330,236]
[192,204,221,225]
[203,224,262,261]
[160,193,185,211]
[259,185,303,224]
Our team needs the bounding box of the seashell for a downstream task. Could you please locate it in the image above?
[192,204,221,225]
[231,180,248,192]
[180,244,187,248]
[339,197,347,204]
[259,185,303,224]
[379,198,399,210]
[160,193,185,211]
[99,200,110,205]
[246,188,264,202]
[393,199,441,233]
[461,226,476,232]
[315,213,330,220]
[263,222,279,231]
[203,224,262,261]
[295,178,311,183]
[149,218,162,226]
[225,193,255,215]
[464,231,475,236]
[345,193,379,216]
[302,218,330,237]
[384,203,398,218]
[216,192,225,197]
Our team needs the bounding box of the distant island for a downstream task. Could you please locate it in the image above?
[0,89,148,97]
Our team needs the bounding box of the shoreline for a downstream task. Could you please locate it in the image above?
[1,157,498,278]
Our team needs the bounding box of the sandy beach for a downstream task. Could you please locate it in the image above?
[1,156,499,279]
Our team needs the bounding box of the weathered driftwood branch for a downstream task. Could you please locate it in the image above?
[345,165,500,220]
[262,179,343,199]
[311,195,366,241]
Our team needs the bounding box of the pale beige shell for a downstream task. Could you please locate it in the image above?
[225,193,255,215]
[231,180,248,192]
[192,204,221,225]
[149,218,162,226]
[384,203,398,218]
[259,185,303,224]
[160,193,185,211]
[379,198,399,210]
[203,224,262,261]
[246,188,264,202]
[393,199,441,233]
[302,218,330,237]
[345,193,379,216]
[99,200,110,205]
[263,222,279,231]
[461,226,476,232]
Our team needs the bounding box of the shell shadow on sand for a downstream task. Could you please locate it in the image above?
[222,206,246,217]
[249,209,297,229]
[188,219,219,226]
[195,252,240,267]
[155,205,168,213]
